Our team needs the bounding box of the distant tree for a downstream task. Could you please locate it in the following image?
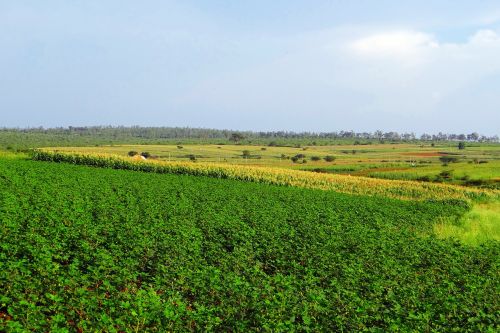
[128,151,138,157]
[177,145,183,149]
[310,156,321,161]
[229,133,245,143]
[188,154,196,161]
[242,150,251,158]
[268,141,278,147]
[458,142,465,150]
[324,155,336,162]
[261,147,267,151]
[467,132,479,141]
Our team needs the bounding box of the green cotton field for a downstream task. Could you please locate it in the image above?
[0,156,499,331]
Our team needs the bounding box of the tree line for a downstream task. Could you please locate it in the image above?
[1,126,497,142]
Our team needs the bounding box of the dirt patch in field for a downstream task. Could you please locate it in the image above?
[401,152,446,157]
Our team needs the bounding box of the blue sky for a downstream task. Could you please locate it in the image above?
[1,1,500,134]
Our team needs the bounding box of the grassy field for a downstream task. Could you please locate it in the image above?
[1,156,498,331]
[44,142,500,189]
[434,202,500,245]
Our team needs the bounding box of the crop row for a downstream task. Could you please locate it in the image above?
[31,150,499,201]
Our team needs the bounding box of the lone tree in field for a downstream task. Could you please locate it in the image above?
[458,142,465,150]
[128,151,138,157]
[324,155,336,162]
[242,150,251,158]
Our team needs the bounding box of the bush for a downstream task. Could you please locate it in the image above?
[439,156,458,164]
[177,145,183,149]
[324,155,336,162]
[439,170,453,180]
[128,151,138,157]
[140,152,151,158]
[310,156,321,161]
[417,176,432,182]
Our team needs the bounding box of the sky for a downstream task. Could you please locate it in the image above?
[1,1,500,134]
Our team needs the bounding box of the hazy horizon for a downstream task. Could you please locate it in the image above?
[2,1,500,135]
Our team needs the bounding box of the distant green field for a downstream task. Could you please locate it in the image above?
[1,157,498,331]
[46,142,500,188]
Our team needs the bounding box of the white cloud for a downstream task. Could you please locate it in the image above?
[468,29,500,44]
[350,31,438,60]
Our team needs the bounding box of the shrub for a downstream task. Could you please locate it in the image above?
[128,151,138,157]
[439,156,458,164]
[324,155,336,162]
[310,156,321,161]
[140,152,151,158]
[439,170,453,180]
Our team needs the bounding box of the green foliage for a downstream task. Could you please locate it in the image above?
[127,151,138,157]
[30,151,499,200]
[0,158,498,331]
[323,155,336,162]
[458,142,465,150]
[440,156,459,164]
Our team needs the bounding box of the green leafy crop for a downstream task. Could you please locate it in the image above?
[0,158,498,331]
